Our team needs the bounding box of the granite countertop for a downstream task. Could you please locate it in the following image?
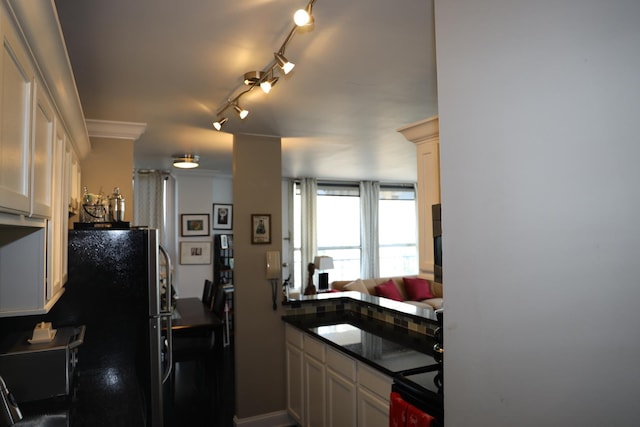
[282,311,438,377]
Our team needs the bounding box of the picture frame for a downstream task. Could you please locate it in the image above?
[181,214,210,237]
[251,214,271,244]
[213,204,233,230]
[180,241,212,265]
[220,234,228,249]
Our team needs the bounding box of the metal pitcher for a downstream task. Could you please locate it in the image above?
[108,187,125,222]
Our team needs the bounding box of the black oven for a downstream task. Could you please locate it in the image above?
[392,366,444,426]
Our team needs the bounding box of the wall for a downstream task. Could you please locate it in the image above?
[79,138,133,223]
[232,134,286,422]
[173,171,232,298]
[435,0,640,425]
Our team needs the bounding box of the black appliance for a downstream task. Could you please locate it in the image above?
[392,367,444,426]
[65,228,173,427]
[432,204,442,283]
[391,308,444,426]
[0,325,85,403]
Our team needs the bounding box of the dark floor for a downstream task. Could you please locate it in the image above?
[167,339,235,427]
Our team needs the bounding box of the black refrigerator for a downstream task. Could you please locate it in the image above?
[65,228,173,427]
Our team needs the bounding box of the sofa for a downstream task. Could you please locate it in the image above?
[331,276,443,311]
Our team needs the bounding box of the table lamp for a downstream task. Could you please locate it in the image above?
[314,256,334,291]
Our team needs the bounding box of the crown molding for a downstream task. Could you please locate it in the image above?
[397,115,439,144]
[86,119,147,141]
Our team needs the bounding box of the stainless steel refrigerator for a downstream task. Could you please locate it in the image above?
[66,228,173,427]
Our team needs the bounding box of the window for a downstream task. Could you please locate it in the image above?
[378,186,418,276]
[292,182,417,288]
[316,184,361,280]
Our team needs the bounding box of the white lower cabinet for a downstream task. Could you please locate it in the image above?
[356,364,392,427]
[326,347,357,427]
[286,325,305,425]
[304,337,326,427]
[285,324,391,427]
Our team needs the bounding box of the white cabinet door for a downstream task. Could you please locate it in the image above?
[304,353,326,427]
[0,11,34,214]
[286,324,304,424]
[31,82,54,217]
[68,148,81,216]
[46,122,68,304]
[326,346,357,427]
[416,140,440,275]
[357,386,389,427]
[327,368,357,427]
[357,363,392,427]
[286,342,304,424]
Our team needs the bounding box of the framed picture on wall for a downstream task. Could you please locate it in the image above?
[213,204,233,230]
[181,214,210,237]
[179,242,212,264]
[251,214,271,244]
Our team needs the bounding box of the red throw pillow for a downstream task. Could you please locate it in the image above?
[403,277,434,301]
[374,279,404,301]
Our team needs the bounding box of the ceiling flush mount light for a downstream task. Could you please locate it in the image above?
[213,117,228,131]
[173,154,200,169]
[212,0,316,128]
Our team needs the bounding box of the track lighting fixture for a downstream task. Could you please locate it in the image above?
[212,0,316,130]
[173,154,200,169]
[234,104,249,119]
[213,117,228,131]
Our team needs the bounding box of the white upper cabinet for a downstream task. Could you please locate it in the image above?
[31,81,55,217]
[0,9,34,215]
[0,1,88,316]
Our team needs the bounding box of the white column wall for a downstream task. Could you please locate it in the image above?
[435,0,640,425]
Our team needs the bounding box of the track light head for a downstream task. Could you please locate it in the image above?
[260,75,279,94]
[233,104,249,119]
[294,8,312,26]
[274,52,295,74]
[213,117,228,131]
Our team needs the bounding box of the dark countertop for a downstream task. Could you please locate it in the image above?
[283,311,438,377]
[285,290,438,322]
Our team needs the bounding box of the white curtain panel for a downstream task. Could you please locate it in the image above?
[300,177,317,290]
[133,170,173,245]
[360,181,379,279]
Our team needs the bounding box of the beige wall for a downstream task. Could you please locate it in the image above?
[79,138,134,223]
[232,134,285,420]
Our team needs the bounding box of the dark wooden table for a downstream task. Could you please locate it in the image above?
[167,298,225,426]
[172,297,223,331]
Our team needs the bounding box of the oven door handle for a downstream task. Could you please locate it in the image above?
[68,325,86,350]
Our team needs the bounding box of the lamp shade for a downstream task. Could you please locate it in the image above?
[314,256,334,271]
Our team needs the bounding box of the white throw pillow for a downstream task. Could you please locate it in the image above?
[343,279,369,295]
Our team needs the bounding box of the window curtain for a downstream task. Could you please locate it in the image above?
[360,181,379,279]
[133,170,174,246]
[300,178,317,290]
[285,179,296,286]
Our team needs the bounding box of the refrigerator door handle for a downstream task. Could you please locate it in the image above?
[161,312,173,384]
[158,244,172,313]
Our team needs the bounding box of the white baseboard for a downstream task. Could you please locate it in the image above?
[233,410,296,427]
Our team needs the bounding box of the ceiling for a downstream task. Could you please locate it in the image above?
[54,0,438,182]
